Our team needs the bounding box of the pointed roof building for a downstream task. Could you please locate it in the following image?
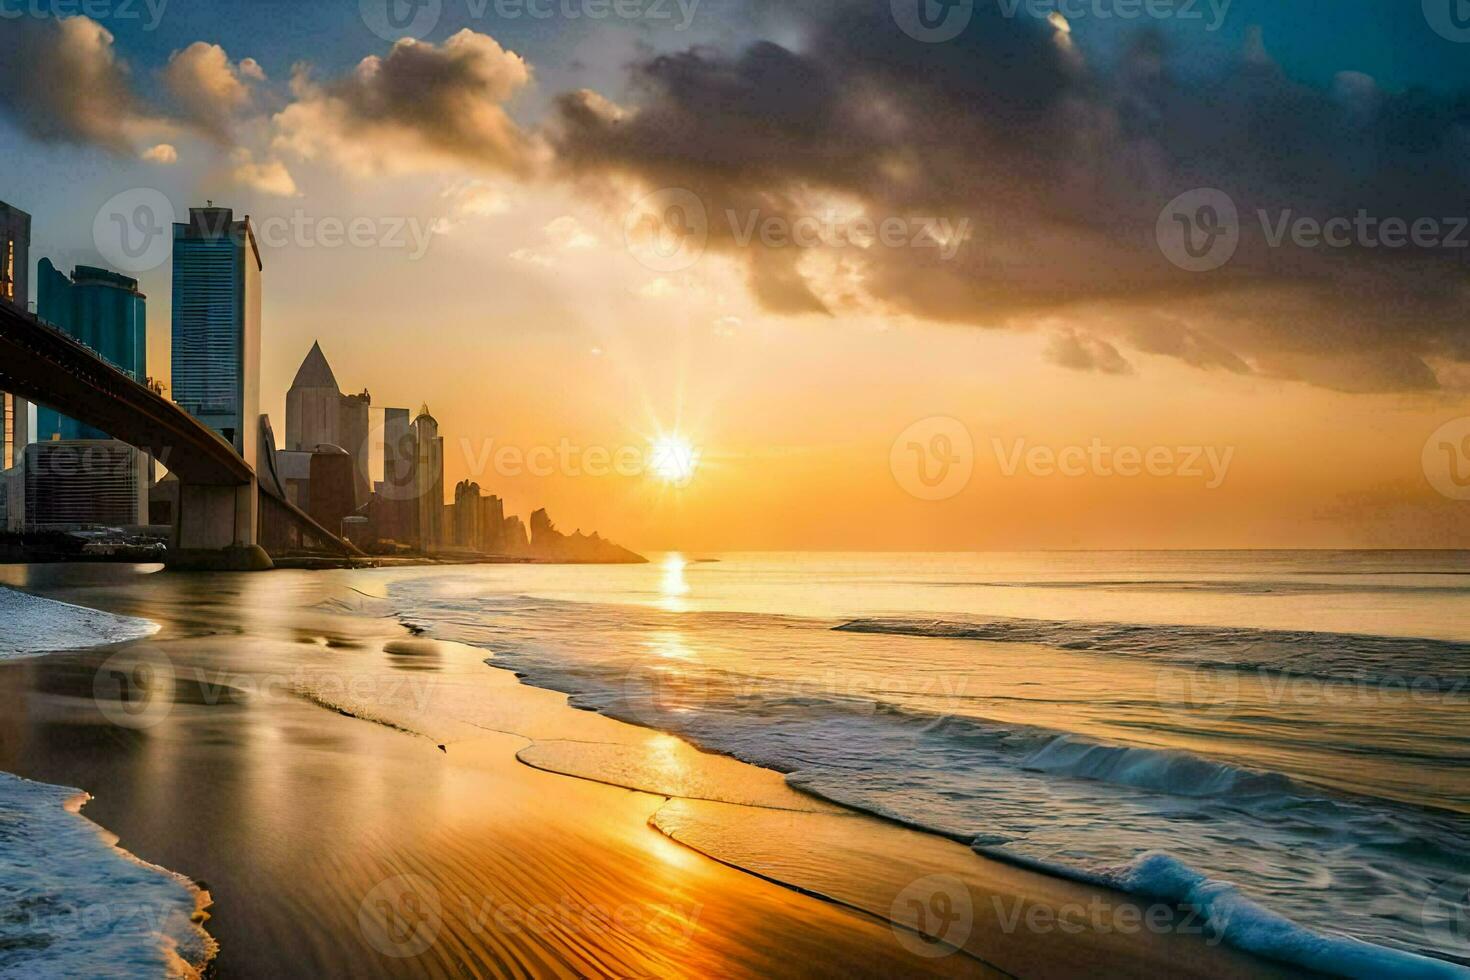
[292,340,340,393]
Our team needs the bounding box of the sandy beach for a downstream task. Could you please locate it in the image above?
[0,563,1306,978]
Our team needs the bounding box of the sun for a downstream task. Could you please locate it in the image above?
[649,434,699,485]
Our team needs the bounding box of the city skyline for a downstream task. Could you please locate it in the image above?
[2,2,1469,551]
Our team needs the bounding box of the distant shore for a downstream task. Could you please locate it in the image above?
[0,564,1298,978]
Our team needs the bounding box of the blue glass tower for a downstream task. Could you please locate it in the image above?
[171,207,262,457]
[35,260,147,441]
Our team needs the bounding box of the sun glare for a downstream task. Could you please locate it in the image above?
[649,435,699,485]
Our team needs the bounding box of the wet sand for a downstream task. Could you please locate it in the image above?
[0,564,1305,978]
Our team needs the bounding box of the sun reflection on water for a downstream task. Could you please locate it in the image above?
[658,553,690,610]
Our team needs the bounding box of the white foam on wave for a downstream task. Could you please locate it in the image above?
[0,771,215,978]
[0,587,158,660]
[1020,734,1299,799]
[1103,853,1468,980]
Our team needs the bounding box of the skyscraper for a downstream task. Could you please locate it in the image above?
[413,405,443,551]
[35,260,147,440]
[1,201,31,471]
[29,259,151,527]
[285,341,373,506]
[171,206,261,459]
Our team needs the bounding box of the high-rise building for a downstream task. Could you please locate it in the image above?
[30,260,151,526]
[1,201,32,471]
[453,479,483,549]
[413,405,443,550]
[171,206,261,459]
[17,441,150,530]
[35,260,148,440]
[381,407,413,491]
[285,341,372,506]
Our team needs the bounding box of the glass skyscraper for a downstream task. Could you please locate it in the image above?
[171,206,262,457]
[35,260,147,440]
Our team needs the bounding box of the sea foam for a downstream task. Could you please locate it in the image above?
[0,771,214,978]
[0,587,158,661]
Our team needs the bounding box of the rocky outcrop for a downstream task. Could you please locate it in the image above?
[528,508,644,563]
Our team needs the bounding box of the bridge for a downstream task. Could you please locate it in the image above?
[0,298,359,570]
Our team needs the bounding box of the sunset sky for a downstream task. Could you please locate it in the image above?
[3,0,1469,550]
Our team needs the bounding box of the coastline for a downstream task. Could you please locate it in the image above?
[0,564,1306,978]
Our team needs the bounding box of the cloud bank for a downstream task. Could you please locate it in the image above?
[550,5,1470,392]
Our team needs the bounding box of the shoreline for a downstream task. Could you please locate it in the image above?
[0,563,1310,977]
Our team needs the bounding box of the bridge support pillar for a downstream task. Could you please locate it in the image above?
[168,477,273,571]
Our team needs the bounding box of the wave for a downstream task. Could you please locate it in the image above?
[387,580,1470,971]
[1097,853,1467,979]
[836,616,1470,692]
[0,771,215,978]
[0,587,159,661]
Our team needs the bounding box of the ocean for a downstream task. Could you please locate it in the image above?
[388,550,1470,976]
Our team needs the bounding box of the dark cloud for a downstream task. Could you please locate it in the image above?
[0,17,148,152]
[551,3,1470,392]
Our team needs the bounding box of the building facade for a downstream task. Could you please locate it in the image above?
[171,206,261,459]
[1,201,32,473]
[15,441,149,530]
[413,406,443,551]
[285,341,372,506]
[35,260,148,440]
[28,260,152,525]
